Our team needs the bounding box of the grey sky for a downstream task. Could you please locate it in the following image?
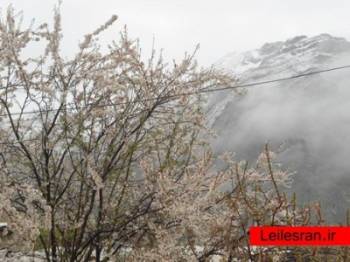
[1,0,350,66]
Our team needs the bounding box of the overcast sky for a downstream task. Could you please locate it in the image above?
[2,0,350,66]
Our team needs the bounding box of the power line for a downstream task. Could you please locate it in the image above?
[198,64,350,93]
[1,64,350,118]
[0,138,39,146]
[0,118,198,146]
[1,64,350,146]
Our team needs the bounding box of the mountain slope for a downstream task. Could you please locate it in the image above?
[208,34,350,222]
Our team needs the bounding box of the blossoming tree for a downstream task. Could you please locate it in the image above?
[0,5,347,262]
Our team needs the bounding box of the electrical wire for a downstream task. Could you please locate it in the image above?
[1,64,350,145]
[1,64,350,118]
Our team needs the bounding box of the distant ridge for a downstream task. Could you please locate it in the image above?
[208,34,350,222]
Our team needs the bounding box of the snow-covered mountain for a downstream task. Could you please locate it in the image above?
[208,34,350,222]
